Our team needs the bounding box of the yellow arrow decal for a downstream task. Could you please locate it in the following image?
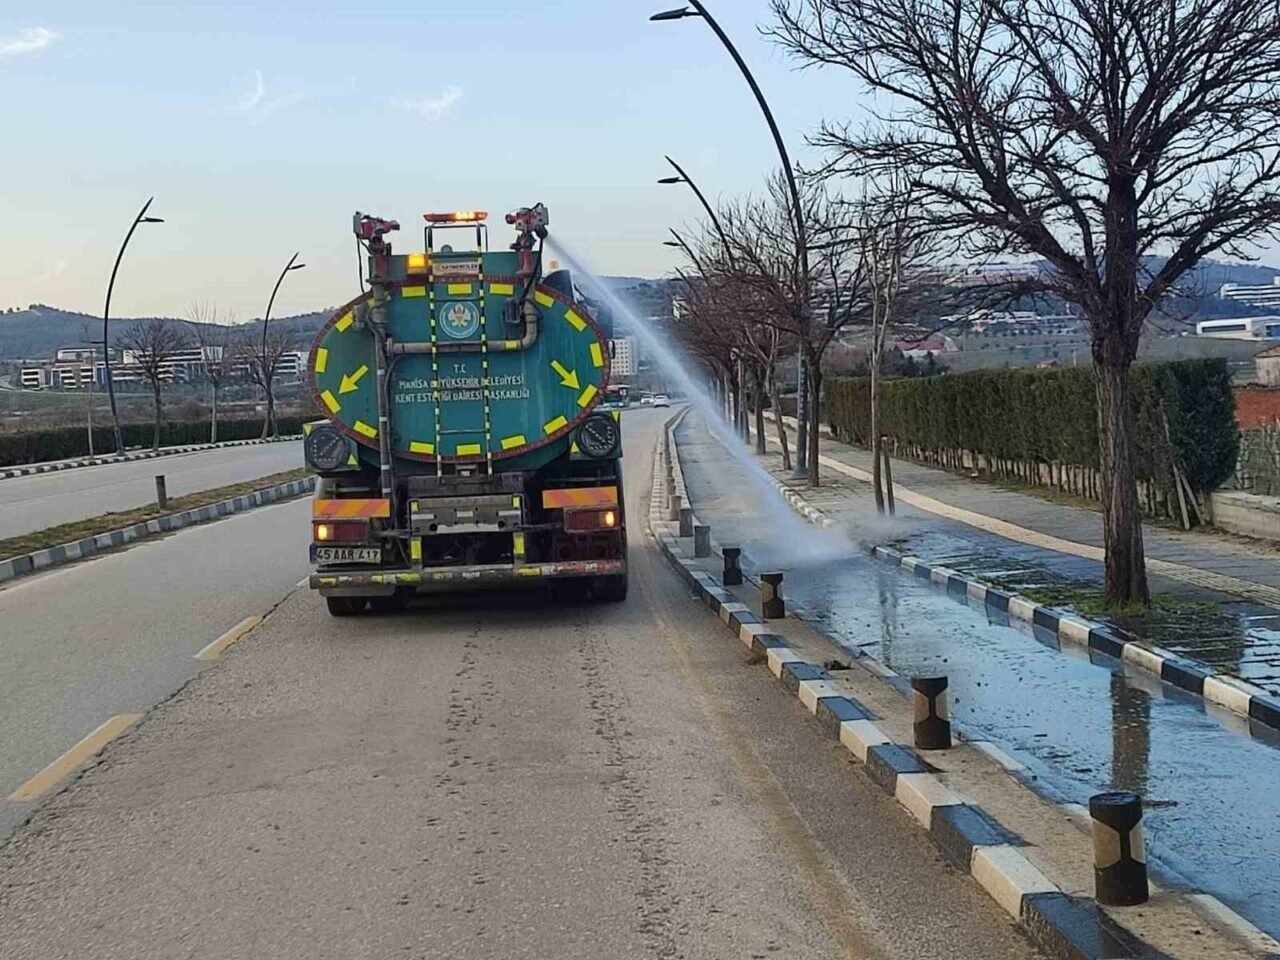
[339,365,369,394]
[550,360,580,390]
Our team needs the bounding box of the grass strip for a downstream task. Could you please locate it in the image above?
[0,468,307,562]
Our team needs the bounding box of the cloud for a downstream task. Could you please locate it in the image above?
[0,26,60,57]
[394,86,462,121]
[231,70,305,124]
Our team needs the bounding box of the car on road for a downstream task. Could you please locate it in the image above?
[651,394,670,407]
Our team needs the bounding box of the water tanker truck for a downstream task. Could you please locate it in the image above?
[302,205,627,615]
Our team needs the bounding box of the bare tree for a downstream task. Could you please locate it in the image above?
[724,172,867,485]
[774,0,1280,604]
[245,324,296,438]
[118,318,190,451]
[189,303,239,443]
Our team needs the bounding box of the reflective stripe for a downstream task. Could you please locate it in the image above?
[447,283,473,295]
[353,420,378,438]
[490,282,514,295]
[314,347,328,374]
[402,285,427,298]
[313,498,391,519]
[543,415,568,435]
[456,442,482,456]
[564,309,586,331]
[577,384,598,408]
[501,434,527,450]
[542,486,619,509]
[321,390,341,414]
[410,538,423,561]
[589,342,604,367]
[409,441,435,455]
[534,290,554,308]
[335,311,354,332]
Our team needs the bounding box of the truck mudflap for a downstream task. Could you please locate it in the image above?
[311,558,625,594]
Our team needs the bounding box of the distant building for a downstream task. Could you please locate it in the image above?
[1257,345,1280,386]
[1220,278,1280,310]
[894,335,959,359]
[1195,316,1280,339]
[609,337,636,378]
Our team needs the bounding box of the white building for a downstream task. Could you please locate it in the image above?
[1220,278,1280,310]
[609,337,636,378]
[1195,316,1280,339]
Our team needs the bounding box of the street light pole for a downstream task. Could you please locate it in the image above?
[259,252,306,438]
[658,156,735,268]
[650,2,811,478]
[102,197,164,455]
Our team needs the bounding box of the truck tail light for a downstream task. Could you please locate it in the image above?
[564,508,619,533]
[313,521,368,543]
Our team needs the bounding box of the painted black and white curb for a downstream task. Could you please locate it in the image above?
[0,434,304,482]
[650,417,1142,960]
[754,462,1280,736]
[0,476,315,585]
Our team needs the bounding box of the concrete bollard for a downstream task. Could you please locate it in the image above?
[1089,792,1148,906]
[666,477,676,503]
[155,474,168,510]
[668,493,682,523]
[679,506,694,538]
[722,546,743,585]
[693,524,710,558]
[761,572,785,619]
[911,676,952,750]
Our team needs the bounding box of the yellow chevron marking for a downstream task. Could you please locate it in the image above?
[490,282,514,296]
[501,435,527,450]
[409,441,435,455]
[335,311,354,332]
[589,342,604,367]
[534,291,554,308]
[456,442,482,456]
[353,420,378,439]
[410,538,422,562]
[564,309,586,332]
[321,390,341,414]
[347,454,357,466]
[550,359,580,389]
[577,384,599,408]
[314,347,328,374]
[339,364,368,394]
[447,283,473,295]
[401,285,427,298]
[544,415,569,435]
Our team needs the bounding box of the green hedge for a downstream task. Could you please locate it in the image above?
[0,416,306,468]
[825,359,1238,509]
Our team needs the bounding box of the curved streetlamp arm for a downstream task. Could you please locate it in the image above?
[262,251,301,360]
[664,155,736,268]
[667,229,710,282]
[102,196,157,455]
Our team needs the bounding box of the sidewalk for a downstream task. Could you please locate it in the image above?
[761,419,1280,698]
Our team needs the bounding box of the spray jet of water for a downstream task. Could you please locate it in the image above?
[548,237,868,569]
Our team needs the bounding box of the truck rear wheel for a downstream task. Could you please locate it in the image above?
[369,589,412,613]
[593,575,628,603]
[326,596,367,617]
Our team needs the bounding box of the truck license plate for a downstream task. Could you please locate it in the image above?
[315,547,382,565]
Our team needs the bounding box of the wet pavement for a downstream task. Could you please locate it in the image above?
[677,415,1280,940]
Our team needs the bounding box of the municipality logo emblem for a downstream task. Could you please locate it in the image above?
[439,301,481,340]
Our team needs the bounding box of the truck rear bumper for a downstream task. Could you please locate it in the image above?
[311,558,626,595]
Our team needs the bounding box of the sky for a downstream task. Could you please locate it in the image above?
[0,1,870,322]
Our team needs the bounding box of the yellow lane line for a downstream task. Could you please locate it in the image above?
[194,615,264,662]
[763,431,1280,608]
[8,714,141,802]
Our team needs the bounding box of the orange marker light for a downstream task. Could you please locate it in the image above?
[423,211,488,223]
[315,522,333,542]
[406,252,430,273]
[603,510,617,528]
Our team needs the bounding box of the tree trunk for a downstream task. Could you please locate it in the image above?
[210,386,219,444]
[871,358,884,513]
[769,372,792,471]
[151,384,162,451]
[754,368,766,455]
[806,365,822,487]
[1095,357,1150,606]
[262,384,275,440]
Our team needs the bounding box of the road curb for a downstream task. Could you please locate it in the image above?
[756,465,1280,737]
[0,476,316,585]
[649,411,1142,960]
[0,435,304,481]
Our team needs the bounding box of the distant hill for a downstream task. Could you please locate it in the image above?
[0,276,663,359]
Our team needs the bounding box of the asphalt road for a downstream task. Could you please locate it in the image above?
[0,496,312,837]
[0,411,1039,959]
[0,440,304,540]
